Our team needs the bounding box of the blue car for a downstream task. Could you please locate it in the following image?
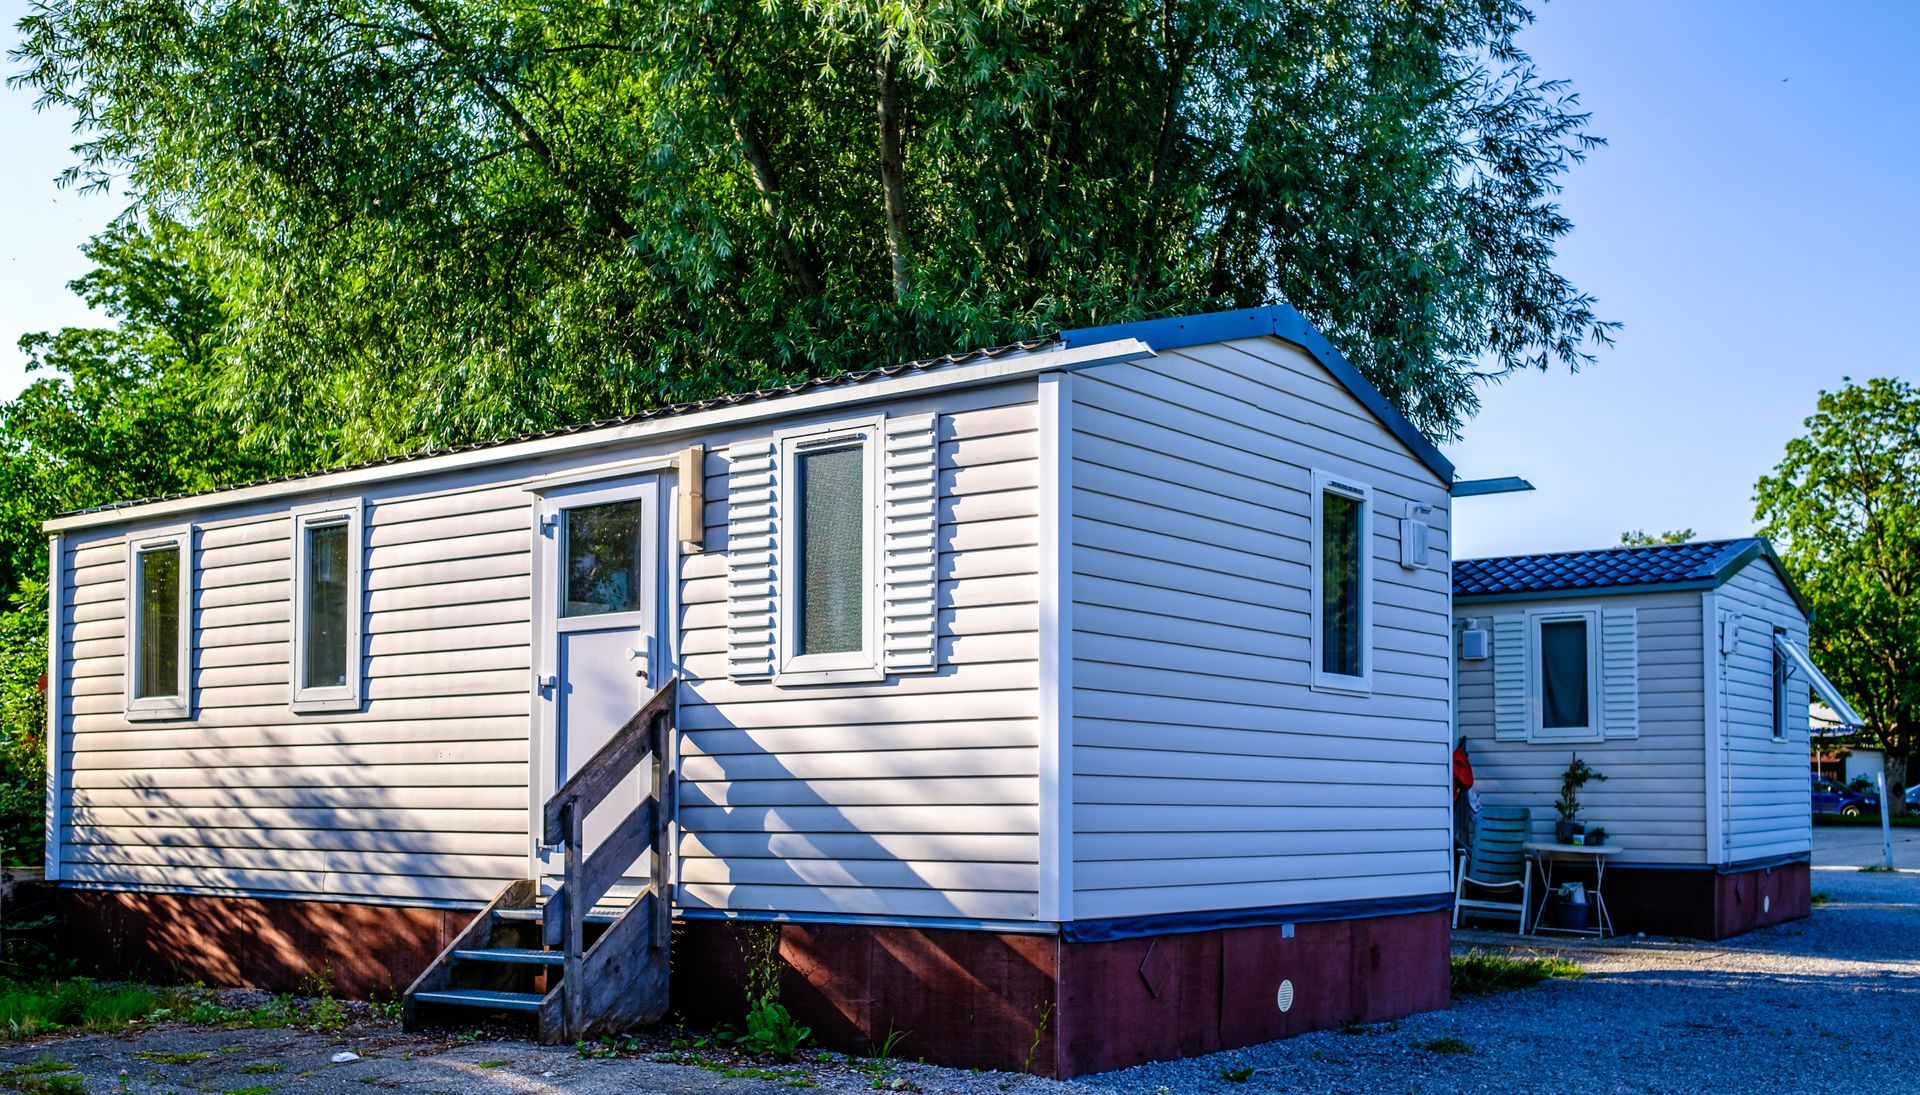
[1812,774,1879,817]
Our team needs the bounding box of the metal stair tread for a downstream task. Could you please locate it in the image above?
[452,947,565,966]
[495,906,620,924]
[410,988,546,1013]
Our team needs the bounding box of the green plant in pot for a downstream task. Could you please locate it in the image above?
[1554,755,1606,843]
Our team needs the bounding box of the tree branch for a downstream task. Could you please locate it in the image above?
[875,50,911,304]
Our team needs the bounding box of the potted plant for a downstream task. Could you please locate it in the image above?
[1554,755,1607,843]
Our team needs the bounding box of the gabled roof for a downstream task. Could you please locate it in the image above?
[1454,537,1809,616]
[1060,305,1454,484]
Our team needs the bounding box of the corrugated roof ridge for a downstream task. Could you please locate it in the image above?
[55,334,1060,518]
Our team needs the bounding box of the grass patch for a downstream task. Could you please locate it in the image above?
[1814,813,1920,828]
[1811,892,1831,906]
[136,1050,210,1064]
[474,1061,509,1069]
[1417,1036,1473,1055]
[223,1086,275,1095]
[4,1073,85,1094]
[1860,864,1896,873]
[1450,951,1583,996]
[240,1062,283,1075]
[654,1051,814,1087]
[0,980,161,1038]
[1220,1065,1256,1082]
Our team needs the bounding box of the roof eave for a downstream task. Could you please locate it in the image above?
[1453,579,1722,607]
[1057,305,1455,485]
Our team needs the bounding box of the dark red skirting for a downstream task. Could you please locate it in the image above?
[1601,861,1810,940]
[62,889,1449,1077]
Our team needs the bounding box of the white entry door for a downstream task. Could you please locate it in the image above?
[533,476,663,885]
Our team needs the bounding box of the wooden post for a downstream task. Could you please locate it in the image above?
[650,711,671,950]
[563,795,585,1039]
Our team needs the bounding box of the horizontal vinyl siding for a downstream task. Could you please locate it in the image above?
[59,483,534,905]
[1717,564,1812,862]
[1456,590,1708,865]
[676,388,1043,921]
[1068,336,1455,920]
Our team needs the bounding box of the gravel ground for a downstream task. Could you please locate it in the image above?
[5,857,1913,1093]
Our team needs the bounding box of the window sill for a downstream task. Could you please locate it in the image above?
[1527,729,1604,745]
[774,665,886,687]
[291,693,363,714]
[124,700,190,722]
[1308,675,1372,698]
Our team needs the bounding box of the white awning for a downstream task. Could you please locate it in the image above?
[1774,633,1864,729]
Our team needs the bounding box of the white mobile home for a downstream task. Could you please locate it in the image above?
[46,306,1458,1075]
[1452,539,1857,939]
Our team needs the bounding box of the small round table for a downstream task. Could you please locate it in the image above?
[1522,842,1619,937]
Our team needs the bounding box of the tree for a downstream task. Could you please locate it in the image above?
[1755,378,1920,816]
[0,218,283,858]
[1619,528,1695,546]
[12,0,1616,462]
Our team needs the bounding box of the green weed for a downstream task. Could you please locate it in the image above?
[1417,1036,1473,1055]
[1449,951,1583,996]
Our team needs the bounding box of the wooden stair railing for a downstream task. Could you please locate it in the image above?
[543,677,677,1039]
[402,678,676,1043]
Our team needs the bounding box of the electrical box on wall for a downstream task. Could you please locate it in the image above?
[1399,515,1431,569]
[1460,628,1491,660]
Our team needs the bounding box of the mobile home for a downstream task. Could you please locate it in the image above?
[1452,538,1857,939]
[46,306,1458,1076]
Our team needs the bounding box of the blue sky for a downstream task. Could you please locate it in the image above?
[3,1,1917,558]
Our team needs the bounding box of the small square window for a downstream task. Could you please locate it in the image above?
[125,526,193,720]
[563,500,646,617]
[291,502,363,712]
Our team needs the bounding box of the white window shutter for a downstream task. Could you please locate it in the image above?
[1601,606,1639,739]
[1492,614,1527,741]
[725,438,777,679]
[880,412,940,673]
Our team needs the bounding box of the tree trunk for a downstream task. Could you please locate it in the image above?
[875,52,911,304]
[1885,751,1909,817]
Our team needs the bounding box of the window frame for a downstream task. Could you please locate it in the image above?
[1771,625,1791,742]
[1527,606,1601,742]
[289,499,365,713]
[775,416,883,685]
[1308,469,1374,696]
[124,524,194,721]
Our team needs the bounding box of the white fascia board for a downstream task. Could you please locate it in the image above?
[46,338,1155,533]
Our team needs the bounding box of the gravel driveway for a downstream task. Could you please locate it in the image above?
[6,866,1915,1094]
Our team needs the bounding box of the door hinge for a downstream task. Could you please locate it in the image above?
[539,512,560,536]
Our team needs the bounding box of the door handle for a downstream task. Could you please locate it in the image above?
[627,643,651,682]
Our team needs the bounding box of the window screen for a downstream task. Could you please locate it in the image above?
[1320,490,1365,677]
[564,500,645,617]
[796,441,865,656]
[134,545,181,699]
[302,520,351,690]
[1540,619,1589,729]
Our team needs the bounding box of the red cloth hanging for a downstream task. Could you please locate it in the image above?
[1452,740,1474,795]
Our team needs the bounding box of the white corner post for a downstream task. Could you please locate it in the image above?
[44,533,64,880]
[1036,371,1074,925]
[1701,592,1725,866]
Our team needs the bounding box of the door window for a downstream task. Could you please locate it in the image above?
[563,500,646,617]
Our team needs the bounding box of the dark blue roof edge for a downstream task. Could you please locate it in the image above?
[1455,537,1812,619]
[1058,305,1455,484]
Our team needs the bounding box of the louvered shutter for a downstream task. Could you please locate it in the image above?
[1492,614,1527,740]
[725,438,778,679]
[1600,606,1639,738]
[880,412,940,673]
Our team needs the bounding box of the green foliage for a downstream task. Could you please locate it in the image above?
[0,979,158,1037]
[1553,754,1605,821]
[740,1000,813,1061]
[1757,378,1920,814]
[13,0,1612,459]
[1448,951,1582,996]
[1221,1065,1256,1082]
[1416,1036,1473,1055]
[1619,528,1695,546]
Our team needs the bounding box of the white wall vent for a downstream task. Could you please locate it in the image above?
[1460,628,1491,660]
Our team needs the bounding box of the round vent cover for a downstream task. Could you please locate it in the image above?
[1276,979,1295,1013]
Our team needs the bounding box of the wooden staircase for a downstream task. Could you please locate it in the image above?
[403,680,676,1043]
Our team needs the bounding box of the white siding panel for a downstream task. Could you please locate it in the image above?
[58,481,534,906]
[1457,591,1708,865]
[1068,337,1454,919]
[1715,562,1813,862]
[678,388,1044,921]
